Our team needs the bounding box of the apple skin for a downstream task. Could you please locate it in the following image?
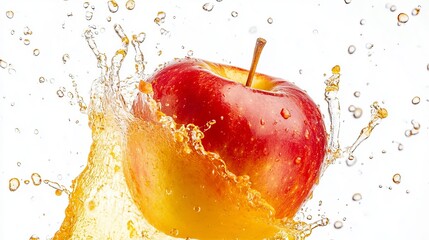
[147,58,327,218]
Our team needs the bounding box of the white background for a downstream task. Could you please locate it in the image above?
[1,0,428,239]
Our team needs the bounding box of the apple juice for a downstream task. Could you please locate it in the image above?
[49,25,387,239]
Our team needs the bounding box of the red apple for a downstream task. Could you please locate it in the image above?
[125,41,327,238]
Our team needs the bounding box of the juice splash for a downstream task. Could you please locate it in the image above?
[48,24,387,239]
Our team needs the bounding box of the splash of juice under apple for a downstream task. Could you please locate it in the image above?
[49,25,387,239]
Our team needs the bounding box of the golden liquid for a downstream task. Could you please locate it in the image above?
[50,26,387,239]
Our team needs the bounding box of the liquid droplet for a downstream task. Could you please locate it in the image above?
[83,2,90,8]
[62,54,70,64]
[398,143,404,151]
[334,220,343,229]
[85,11,93,21]
[29,234,40,240]
[15,128,20,133]
[169,228,179,236]
[390,5,397,12]
[392,173,401,184]
[411,119,420,130]
[348,45,356,54]
[397,13,409,24]
[353,108,363,118]
[411,6,421,16]
[267,17,273,24]
[295,157,302,164]
[202,3,214,12]
[411,96,420,105]
[23,26,33,35]
[0,59,7,69]
[9,178,20,191]
[57,89,65,98]
[353,91,361,98]
[260,118,265,125]
[6,10,14,19]
[23,39,30,45]
[187,50,194,57]
[34,129,39,135]
[125,0,135,10]
[352,193,362,201]
[39,76,46,83]
[108,0,119,13]
[33,49,40,56]
[154,11,166,25]
[360,19,366,25]
[365,43,374,49]
[280,108,291,119]
[344,0,351,4]
[31,173,42,186]
[231,11,238,17]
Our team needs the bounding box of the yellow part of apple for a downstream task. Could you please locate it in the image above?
[124,107,298,239]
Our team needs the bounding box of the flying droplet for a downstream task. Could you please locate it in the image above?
[352,193,362,201]
[353,108,363,118]
[187,50,194,57]
[39,76,46,83]
[57,89,65,98]
[411,6,421,16]
[23,39,30,45]
[334,220,343,229]
[231,11,238,17]
[31,173,42,186]
[9,178,20,191]
[0,59,7,69]
[125,0,135,10]
[348,45,356,54]
[108,0,119,13]
[397,143,404,151]
[344,0,351,4]
[23,26,33,35]
[353,91,361,98]
[6,10,14,19]
[85,11,93,20]
[360,19,366,25]
[365,43,374,49]
[10,30,15,35]
[390,5,397,12]
[29,235,40,240]
[280,108,291,119]
[392,173,401,184]
[411,119,420,130]
[34,129,39,135]
[154,11,166,25]
[62,54,70,64]
[411,96,420,105]
[202,3,214,12]
[397,13,409,24]
[33,49,40,56]
[267,17,273,24]
[83,2,90,8]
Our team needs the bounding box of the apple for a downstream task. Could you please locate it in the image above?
[125,39,327,238]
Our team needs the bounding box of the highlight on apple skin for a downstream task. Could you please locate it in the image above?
[125,57,327,238]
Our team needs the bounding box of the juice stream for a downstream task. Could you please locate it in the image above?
[52,25,386,239]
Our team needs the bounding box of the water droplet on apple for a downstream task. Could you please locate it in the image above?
[411,96,420,105]
[397,13,409,24]
[348,45,356,54]
[202,3,214,12]
[169,228,179,236]
[295,157,302,164]
[280,108,291,119]
[352,193,362,201]
[9,178,20,191]
[260,118,265,125]
[165,188,173,195]
[193,206,201,213]
[231,11,238,17]
[392,173,401,184]
[334,220,343,229]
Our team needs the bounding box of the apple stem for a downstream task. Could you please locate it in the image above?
[246,37,267,87]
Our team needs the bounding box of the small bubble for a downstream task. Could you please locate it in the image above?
[62,54,70,64]
[280,108,291,119]
[9,178,20,191]
[334,221,343,229]
[267,17,273,24]
[398,143,404,151]
[360,19,366,25]
[83,2,90,8]
[170,228,179,236]
[108,0,119,13]
[6,10,14,19]
[39,76,46,83]
[125,0,135,10]
[23,39,30,45]
[85,11,93,20]
[57,89,65,98]
[411,6,421,16]
[17,162,21,167]
[0,59,7,69]
[231,11,238,17]
[348,45,356,54]
[411,96,420,105]
[392,173,401,184]
[34,129,39,135]
[390,5,397,12]
[405,189,410,194]
[365,43,374,49]
[352,193,362,201]
[397,13,409,24]
[31,173,42,186]
[202,3,214,12]
[353,108,363,118]
[33,49,40,56]
[187,50,194,57]
[353,91,361,98]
